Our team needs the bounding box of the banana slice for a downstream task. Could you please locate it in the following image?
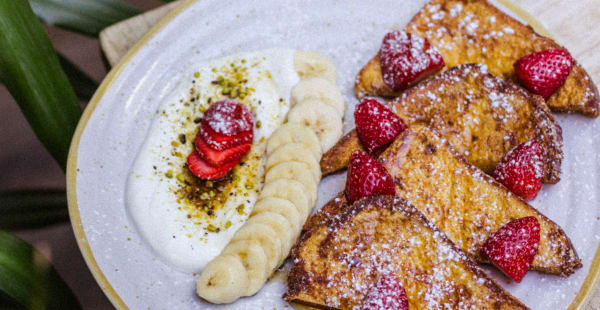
[221,240,268,296]
[196,255,249,304]
[266,143,321,183]
[265,161,317,205]
[266,123,322,160]
[287,99,343,153]
[258,179,311,221]
[291,77,345,117]
[231,223,282,272]
[294,50,337,84]
[252,196,304,232]
[246,212,295,266]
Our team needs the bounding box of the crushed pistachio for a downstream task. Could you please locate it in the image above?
[165,170,174,178]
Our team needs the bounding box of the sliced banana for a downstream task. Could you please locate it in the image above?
[266,123,322,160]
[287,99,343,153]
[222,240,268,296]
[265,161,317,205]
[246,212,295,266]
[231,223,282,272]
[266,143,321,183]
[196,255,249,304]
[294,50,337,84]
[291,77,345,117]
[252,196,304,233]
[258,179,311,221]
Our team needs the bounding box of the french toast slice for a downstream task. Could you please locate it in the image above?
[323,64,563,183]
[285,195,528,309]
[380,125,580,275]
[354,0,599,117]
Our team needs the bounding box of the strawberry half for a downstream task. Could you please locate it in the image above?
[493,140,544,201]
[199,100,254,150]
[480,217,540,283]
[361,274,409,310]
[345,150,395,203]
[514,49,573,100]
[380,30,444,91]
[355,98,407,153]
[195,134,251,167]
[187,151,238,180]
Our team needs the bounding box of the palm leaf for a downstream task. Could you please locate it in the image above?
[0,0,82,170]
[0,231,81,309]
[0,190,69,230]
[30,0,141,37]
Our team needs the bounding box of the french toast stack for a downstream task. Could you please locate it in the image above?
[285,0,592,308]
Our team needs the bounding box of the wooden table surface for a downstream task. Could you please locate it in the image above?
[98,1,600,309]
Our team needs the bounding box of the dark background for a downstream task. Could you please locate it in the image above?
[0,1,166,308]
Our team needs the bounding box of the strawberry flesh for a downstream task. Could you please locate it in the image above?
[200,100,254,150]
[187,151,238,180]
[345,150,395,203]
[480,216,540,283]
[355,98,407,153]
[361,274,409,310]
[195,134,251,167]
[514,49,573,100]
[380,30,444,91]
[493,140,544,201]
[199,120,253,151]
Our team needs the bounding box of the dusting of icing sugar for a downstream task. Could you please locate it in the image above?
[292,196,522,309]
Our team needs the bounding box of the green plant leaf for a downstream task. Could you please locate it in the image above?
[0,0,82,171]
[58,53,98,101]
[30,0,141,37]
[0,190,69,230]
[0,231,81,309]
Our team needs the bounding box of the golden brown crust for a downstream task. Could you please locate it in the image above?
[354,54,399,99]
[380,125,580,275]
[355,0,599,117]
[286,196,529,309]
[324,64,564,183]
[319,130,364,176]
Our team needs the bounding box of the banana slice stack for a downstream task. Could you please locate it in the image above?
[196,51,344,304]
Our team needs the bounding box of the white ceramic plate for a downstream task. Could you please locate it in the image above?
[67,0,600,309]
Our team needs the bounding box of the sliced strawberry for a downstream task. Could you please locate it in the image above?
[195,134,251,167]
[380,30,444,91]
[514,49,573,100]
[345,150,395,203]
[199,120,253,151]
[493,140,544,201]
[187,151,238,180]
[200,100,254,150]
[480,217,540,282]
[355,98,407,153]
[361,274,409,310]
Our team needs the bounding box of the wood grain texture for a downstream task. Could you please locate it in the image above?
[98,0,600,308]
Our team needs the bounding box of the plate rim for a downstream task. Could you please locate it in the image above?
[65,0,600,309]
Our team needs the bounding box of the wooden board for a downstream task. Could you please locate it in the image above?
[98,1,600,309]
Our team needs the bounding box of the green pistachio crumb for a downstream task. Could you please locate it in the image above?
[165,170,174,178]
